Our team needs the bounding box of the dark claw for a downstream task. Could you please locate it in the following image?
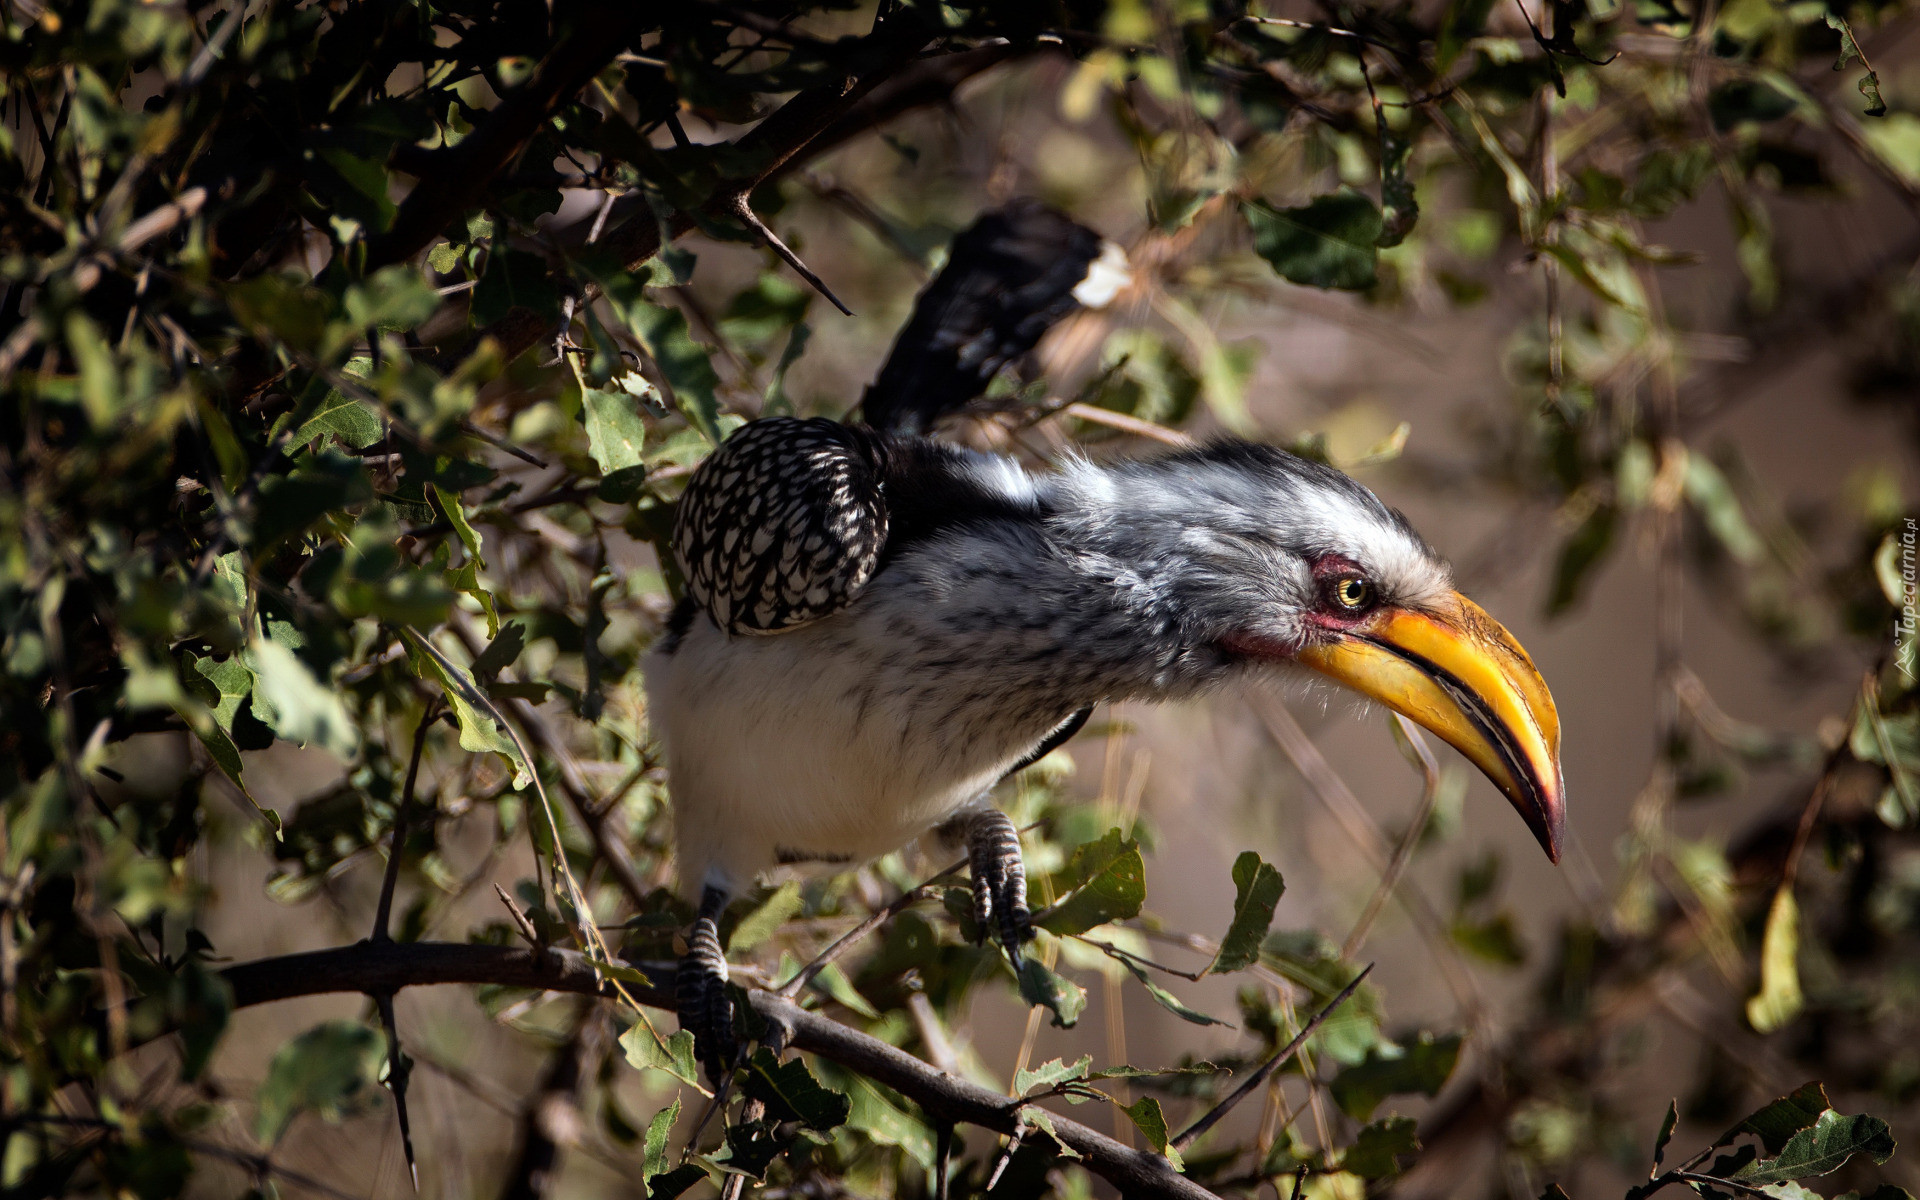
[967,810,1032,964]
[677,914,737,1083]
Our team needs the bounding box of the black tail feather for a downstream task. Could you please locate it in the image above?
[858,199,1117,435]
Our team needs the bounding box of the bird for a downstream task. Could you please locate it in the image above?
[643,200,1566,1080]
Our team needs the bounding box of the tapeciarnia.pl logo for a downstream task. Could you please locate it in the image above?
[1899,517,1916,682]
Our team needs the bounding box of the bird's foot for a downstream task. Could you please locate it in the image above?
[966,809,1032,965]
[677,911,738,1084]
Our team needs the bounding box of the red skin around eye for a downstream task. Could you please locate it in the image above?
[1304,552,1376,633]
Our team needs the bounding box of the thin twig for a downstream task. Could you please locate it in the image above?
[1249,689,1481,1015]
[1172,965,1374,1151]
[773,861,964,1001]
[1059,402,1195,446]
[985,1122,1026,1191]
[726,192,854,316]
[374,703,441,944]
[374,992,419,1191]
[1341,716,1439,959]
[494,883,544,950]
[934,1123,953,1200]
[459,420,547,468]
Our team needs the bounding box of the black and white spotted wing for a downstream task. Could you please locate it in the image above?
[672,418,889,635]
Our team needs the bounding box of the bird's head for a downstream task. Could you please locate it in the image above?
[1072,442,1565,863]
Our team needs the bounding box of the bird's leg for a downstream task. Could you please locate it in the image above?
[964,809,1032,964]
[677,885,737,1084]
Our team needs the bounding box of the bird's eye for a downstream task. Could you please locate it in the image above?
[1333,576,1373,610]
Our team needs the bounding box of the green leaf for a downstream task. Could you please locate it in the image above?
[170,959,234,1083]
[65,311,124,428]
[741,1048,851,1131]
[189,653,253,731]
[836,1070,935,1168]
[1330,1033,1463,1122]
[247,636,359,760]
[643,1097,681,1180]
[1653,1099,1680,1169]
[1038,830,1146,936]
[1730,1109,1896,1184]
[1019,1108,1083,1160]
[1547,503,1616,616]
[1376,125,1419,248]
[1860,114,1920,188]
[1245,191,1382,291]
[599,465,649,504]
[583,387,649,475]
[1745,886,1803,1034]
[1209,851,1285,973]
[620,1022,701,1088]
[292,396,384,449]
[763,321,811,417]
[1684,455,1765,564]
[250,455,374,550]
[589,265,725,443]
[1721,1083,1831,1154]
[1017,956,1087,1028]
[1116,954,1232,1027]
[729,881,804,951]
[430,484,484,565]
[253,1020,387,1145]
[1121,1096,1184,1169]
[1344,1115,1419,1179]
[344,265,439,331]
[1451,912,1528,966]
[408,636,530,787]
[1823,14,1887,118]
[471,621,526,681]
[645,1098,683,1175]
[1015,1055,1094,1096]
[648,1165,707,1200]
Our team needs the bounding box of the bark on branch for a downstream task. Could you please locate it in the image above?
[215,940,1218,1200]
[471,38,1029,367]
[365,2,647,270]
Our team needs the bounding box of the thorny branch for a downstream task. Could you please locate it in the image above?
[201,940,1220,1200]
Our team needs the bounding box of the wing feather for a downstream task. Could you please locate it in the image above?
[673,418,888,635]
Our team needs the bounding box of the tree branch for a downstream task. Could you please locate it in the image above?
[472,37,1025,367]
[214,940,1218,1200]
[365,2,647,270]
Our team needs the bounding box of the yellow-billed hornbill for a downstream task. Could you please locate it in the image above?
[646,201,1565,1080]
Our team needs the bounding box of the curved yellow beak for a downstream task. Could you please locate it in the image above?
[1296,592,1566,862]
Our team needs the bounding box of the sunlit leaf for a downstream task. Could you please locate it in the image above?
[1745,886,1803,1033]
[1038,830,1146,936]
[621,1022,701,1088]
[1016,1055,1094,1095]
[247,636,358,760]
[1121,1096,1184,1169]
[729,881,804,952]
[1729,1109,1896,1184]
